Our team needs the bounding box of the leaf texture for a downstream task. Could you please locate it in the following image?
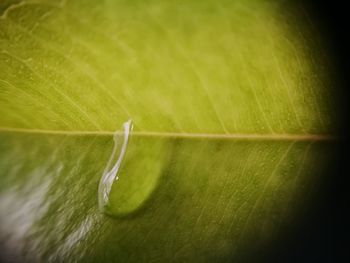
[0,0,337,262]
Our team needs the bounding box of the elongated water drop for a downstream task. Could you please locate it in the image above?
[98,120,133,211]
[98,121,171,217]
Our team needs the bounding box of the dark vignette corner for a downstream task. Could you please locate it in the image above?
[250,1,349,262]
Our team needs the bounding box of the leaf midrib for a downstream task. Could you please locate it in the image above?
[0,127,335,141]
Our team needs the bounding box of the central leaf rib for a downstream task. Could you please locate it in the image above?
[0,127,335,141]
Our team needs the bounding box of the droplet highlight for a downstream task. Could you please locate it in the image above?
[98,120,133,211]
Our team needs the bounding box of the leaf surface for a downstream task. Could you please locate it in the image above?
[0,0,337,262]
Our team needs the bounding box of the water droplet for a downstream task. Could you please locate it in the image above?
[98,121,171,218]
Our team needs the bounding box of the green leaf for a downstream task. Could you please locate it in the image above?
[0,0,337,262]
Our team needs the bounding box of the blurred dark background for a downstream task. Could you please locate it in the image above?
[255,1,349,262]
